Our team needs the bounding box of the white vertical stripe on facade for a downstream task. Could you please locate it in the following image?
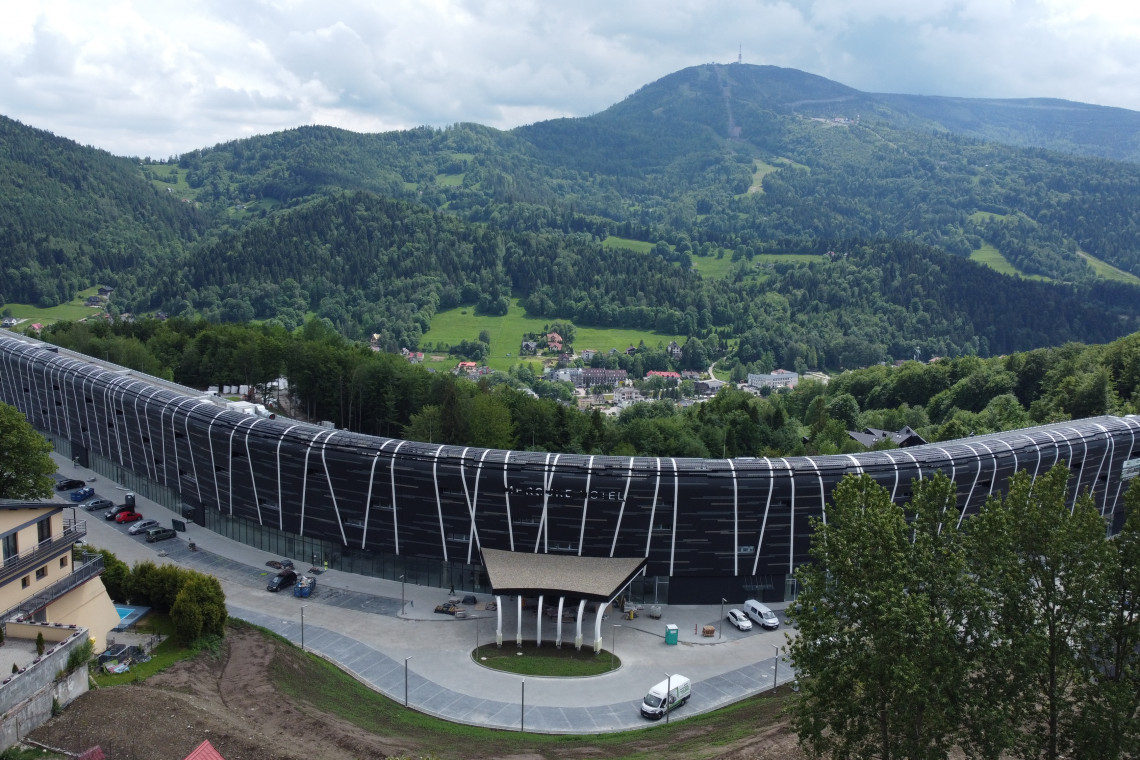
[645,458,662,558]
[727,459,738,575]
[578,456,594,557]
[300,429,337,536]
[360,440,390,549]
[752,459,775,576]
[783,458,795,575]
[501,451,515,552]
[534,454,560,554]
[390,440,407,554]
[275,425,301,532]
[609,458,635,557]
[465,449,490,564]
[1108,417,1140,516]
[803,457,825,526]
[319,431,348,546]
[241,418,264,524]
[1071,427,1090,503]
[133,386,155,481]
[1090,423,1114,515]
[958,443,984,529]
[184,401,208,505]
[669,458,679,576]
[225,415,252,515]
[205,406,228,511]
[883,451,900,502]
[432,444,448,562]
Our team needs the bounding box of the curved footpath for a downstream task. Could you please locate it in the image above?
[55,454,797,733]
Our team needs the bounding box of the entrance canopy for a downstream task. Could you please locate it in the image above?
[480,548,647,602]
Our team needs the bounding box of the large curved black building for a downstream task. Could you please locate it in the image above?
[2,333,1138,604]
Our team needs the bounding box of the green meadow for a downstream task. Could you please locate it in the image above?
[1077,249,1140,285]
[428,298,686,372]
[969,243,1051,282]
[1,286,106,326]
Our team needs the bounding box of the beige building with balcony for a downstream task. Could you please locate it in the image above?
[0,501,118,651]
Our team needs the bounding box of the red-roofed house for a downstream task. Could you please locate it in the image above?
[647,370,681,381]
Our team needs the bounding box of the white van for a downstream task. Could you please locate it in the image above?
[743,599,780,630]
[640,674,691,720]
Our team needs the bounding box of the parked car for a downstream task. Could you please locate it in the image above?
[55,478,85,491]
[726,608,753,631]
[128,518,160,535]
[104,504,132,520]
[267,569,297,592]
[114,510,143,524]
[743,599,781,630]
[80,498,114,512]
[145,527,177,543]
[69,486,95,501]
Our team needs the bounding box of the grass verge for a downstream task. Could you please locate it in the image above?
[472,642,617,676]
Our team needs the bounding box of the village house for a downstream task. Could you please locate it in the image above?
[580,349,597,361]
[613,386,644,407]
[667,341,682,360]
[646,370,681,383]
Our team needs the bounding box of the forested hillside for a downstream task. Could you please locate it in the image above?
[4,63,1140,370]
[0,116,206,306]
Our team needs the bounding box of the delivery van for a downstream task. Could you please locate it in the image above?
[640,674,691,719]
[743,599,780,630]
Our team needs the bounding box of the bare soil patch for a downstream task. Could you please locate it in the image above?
[29,625,804,760]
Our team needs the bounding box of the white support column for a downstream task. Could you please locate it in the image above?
[516,596,523,647]
[592,600,608,654]
[536,594,544,647]
[575,599,586,651]
[495,595,503,647]
[555,597,565,648]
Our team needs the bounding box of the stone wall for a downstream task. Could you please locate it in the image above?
[0,628,90,752]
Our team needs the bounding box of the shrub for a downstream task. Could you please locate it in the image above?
[65,639,93,673]
[35,632,44,656]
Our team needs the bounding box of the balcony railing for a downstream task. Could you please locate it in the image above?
[0,552,104,623]
[0,520,87,586]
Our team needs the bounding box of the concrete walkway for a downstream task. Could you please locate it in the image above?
[53,454,797,733]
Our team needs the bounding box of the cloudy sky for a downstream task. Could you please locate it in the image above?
[2,0,1139,158]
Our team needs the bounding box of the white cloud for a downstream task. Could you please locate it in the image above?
[0,0,1137,157]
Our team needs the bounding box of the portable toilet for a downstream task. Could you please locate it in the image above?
[665,624,679,645]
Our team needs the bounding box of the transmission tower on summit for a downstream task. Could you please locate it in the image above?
[738,44,742,64]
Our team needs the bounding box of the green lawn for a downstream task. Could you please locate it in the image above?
[747,159,781,194]
[1,286,106,326]
[969,243,1051,282]
[472,641,619,676]
[428,298,687,372]
[601,236,655,253]
[1077,249,1140,285]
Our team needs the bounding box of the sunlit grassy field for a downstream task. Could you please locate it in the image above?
[428,298,687,372]
[969,243,1051,282]
[1,286,105,326]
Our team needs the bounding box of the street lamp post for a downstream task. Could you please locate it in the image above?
[611,624,621,670]
[719,598,726,638]
[665,672,672,725]
[404,656,412,708]
[399,574,405,615]
[773,644,779,686]
[300,605,306,651]
[521,678,526,732]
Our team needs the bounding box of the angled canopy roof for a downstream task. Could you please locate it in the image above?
[480,548,647,602]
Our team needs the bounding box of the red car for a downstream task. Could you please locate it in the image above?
[114,510,143,524]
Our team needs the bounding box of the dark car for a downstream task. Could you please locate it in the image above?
[80,498,114,512]
[104,504,133,521]
[114,510,143,524]
[55,478,86,491]
[145,527,177,543]
[267,569,297,592]
[70,486,95,502]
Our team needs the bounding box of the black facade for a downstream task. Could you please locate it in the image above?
[2,334,1139,604]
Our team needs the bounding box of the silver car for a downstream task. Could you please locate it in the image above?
[727,608,753,631]
[128,518,160,535]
